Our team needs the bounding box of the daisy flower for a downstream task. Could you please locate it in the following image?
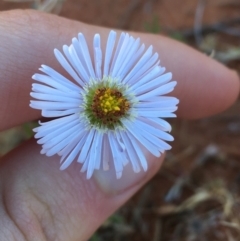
[30,30,179,179]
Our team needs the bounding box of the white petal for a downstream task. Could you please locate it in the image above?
[54,48,84,85]
[78,129,95,163]
[45,125,82,156]
[115,133,128,166]
[80,151,90,173]
[42,108,80,117]
[30,101,80,110]
[110,32,126,74]
[108,132,123,178]
[137,110,177,117]
[129,65,162,91]
[134,126,172,151]
[116,37,140,78]
[60,133,86,170]
[127,132,148,171]
[32,74,72,92]
[123,120,160,157]
[102,134,112,171]
[127,52,159,86]
[104,30,116,76]
[72,37,90,79]
[59,130,88,158]
[30,92,80,102]
[63,45,89,84]
[78,33,96,78]
[40,65,81,91]
[120,132,141,173]
[93,132,104,170]
[137,97,179,105]
[43,123,81,150]
[135,119,174,141]
[123,45,154,84]
[137,81,177,100]
[32,83,80,99]
[93,34,102,79]
[33,114,78,134]
[137,106,178,114]
[120,43,145,80]
[87,131,98,179]
[134,72,172,95]
[37,119,80,144]
[111,34,131,77]
[139,117,172,132]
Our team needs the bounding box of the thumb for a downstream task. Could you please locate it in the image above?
[0,139,162,241]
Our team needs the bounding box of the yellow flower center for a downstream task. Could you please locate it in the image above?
[91,87,130,126]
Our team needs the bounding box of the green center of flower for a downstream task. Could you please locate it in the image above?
[83,79,131,130]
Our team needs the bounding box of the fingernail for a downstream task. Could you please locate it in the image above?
[93,153,163,195]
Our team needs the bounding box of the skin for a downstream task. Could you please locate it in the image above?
[0,9,239,241]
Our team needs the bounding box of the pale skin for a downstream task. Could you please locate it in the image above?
[0,9,239,241]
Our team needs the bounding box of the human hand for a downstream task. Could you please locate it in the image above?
[0,10,239,241]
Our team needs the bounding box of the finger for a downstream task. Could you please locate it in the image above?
[0,10,239,131]
[0,139,163,241]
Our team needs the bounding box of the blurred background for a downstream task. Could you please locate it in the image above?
[1,0,240,240]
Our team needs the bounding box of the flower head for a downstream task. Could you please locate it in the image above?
[30,30,179,179]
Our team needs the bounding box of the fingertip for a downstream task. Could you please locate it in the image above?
[171,48,240,119]
[227,70,240,103]
[204,66,240,117]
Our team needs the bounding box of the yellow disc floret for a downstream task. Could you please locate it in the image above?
[91,87,130,127]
